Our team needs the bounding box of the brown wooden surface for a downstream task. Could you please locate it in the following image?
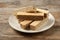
[0,1,60,40]
[0,4,60,40]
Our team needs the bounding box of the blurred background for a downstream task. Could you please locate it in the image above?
[0,0,60,7]
[0,0,60,12]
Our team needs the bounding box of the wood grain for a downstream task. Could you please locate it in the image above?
[0,5,60,40]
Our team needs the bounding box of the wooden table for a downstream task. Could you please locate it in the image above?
[0,5,60,40]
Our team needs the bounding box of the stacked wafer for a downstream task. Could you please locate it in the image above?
[15,6,49,30]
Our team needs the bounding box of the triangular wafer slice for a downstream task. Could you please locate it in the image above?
[30,17,48,30]
[20,20,32,29]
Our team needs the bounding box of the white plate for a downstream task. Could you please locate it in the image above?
[8,13,55,33]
